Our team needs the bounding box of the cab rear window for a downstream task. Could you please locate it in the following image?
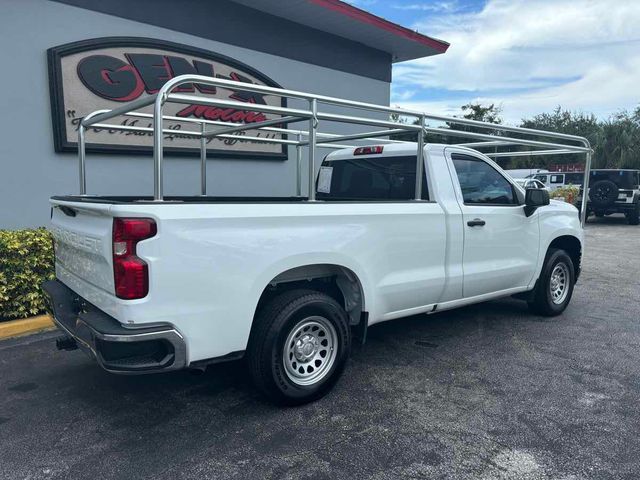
[316,155,429,201]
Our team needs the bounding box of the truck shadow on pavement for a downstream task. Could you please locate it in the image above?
[61,296,539,412]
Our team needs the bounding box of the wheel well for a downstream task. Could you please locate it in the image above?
[254,264,365,326]
[548,235,582,279]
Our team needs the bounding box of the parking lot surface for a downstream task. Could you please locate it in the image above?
[1,216,639,480]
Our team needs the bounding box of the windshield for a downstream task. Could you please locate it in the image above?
[590,171,639,189]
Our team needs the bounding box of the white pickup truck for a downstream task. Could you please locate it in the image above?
[43,142,583,405]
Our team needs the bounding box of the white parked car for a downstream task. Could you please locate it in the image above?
[514,178,549,190]
[44,142,584,404]
[527,172,584,191]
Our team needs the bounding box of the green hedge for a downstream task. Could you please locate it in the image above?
[0,228,55,321]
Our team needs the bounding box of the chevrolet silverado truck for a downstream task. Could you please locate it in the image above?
[43,143,583,405]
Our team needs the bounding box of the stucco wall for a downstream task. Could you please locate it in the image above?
[0,0,390,228]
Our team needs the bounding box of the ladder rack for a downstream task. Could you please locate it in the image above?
[78,74,593,225]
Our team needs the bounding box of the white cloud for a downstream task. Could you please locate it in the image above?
[392,1,462,13]
[390,87,417,102]
[392,0,640,124]
[343,0,379,7]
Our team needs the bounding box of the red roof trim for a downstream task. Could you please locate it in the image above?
[309,0,449,54]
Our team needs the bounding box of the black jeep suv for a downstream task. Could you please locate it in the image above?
[579,169,640,225]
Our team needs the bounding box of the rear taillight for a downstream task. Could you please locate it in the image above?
[112,218,157,299]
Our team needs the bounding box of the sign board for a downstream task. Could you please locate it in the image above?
[47,37,287,159]
[548,163,584,172]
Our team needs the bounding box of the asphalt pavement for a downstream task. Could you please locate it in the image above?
[1,215,639,480]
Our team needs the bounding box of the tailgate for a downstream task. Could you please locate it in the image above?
[50,199,115,295]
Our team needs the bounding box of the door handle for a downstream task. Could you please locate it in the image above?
[467,218,486,227]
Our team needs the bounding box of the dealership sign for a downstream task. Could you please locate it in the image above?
[47,37,287,158]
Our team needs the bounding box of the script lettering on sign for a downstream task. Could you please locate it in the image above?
[48,37,287,158]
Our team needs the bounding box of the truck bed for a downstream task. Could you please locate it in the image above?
[49,194,450,362]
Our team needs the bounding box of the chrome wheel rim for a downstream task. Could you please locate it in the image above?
[283,316,337,386]
[550,262,570,305]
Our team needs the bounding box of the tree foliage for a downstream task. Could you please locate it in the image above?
[518,106,640,169]
[390,102,640,170]
[597,108,640,169]
[451,103,502,128]
[390,102,503,143]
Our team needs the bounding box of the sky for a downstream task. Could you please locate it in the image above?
[346,0,640,125]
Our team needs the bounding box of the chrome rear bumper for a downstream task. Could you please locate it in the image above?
[42,280,186,374]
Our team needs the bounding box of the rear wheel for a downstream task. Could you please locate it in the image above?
[247,289,351,405]
[528,248,576,316]
[589,180,619,208]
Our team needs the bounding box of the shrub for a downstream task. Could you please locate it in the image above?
[550,185,580,204]
[0,228,55,321]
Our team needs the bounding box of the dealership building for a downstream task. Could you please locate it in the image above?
[1,0,448,228]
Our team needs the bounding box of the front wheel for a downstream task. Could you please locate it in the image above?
[247,289,351,405]
[528,248,576,316]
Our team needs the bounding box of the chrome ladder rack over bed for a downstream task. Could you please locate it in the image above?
[77,74,593,225]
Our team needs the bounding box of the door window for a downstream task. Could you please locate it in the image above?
[534,175,548,183]
[452,154,517,205]
[564,173,584,185]
[550,174,564,184]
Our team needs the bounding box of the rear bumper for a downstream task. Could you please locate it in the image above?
[591,203,637,213]
[577,191,639,212]
[42,279,187,374]
[576,201,638,213]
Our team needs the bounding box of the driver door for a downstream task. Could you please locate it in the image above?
[446,150,540,298]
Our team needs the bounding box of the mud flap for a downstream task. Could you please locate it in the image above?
[353,311,369,345]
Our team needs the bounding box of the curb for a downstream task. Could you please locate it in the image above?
[0,314,56,340]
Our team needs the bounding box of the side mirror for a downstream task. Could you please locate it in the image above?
[524,188,550,217]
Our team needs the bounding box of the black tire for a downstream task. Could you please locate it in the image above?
[528,248,576,317]
[247,289,351,406]
[626,203,640,225]
[589,180,618,207]
[594,211,605,218]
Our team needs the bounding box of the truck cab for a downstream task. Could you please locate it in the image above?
[319,144,582,303]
